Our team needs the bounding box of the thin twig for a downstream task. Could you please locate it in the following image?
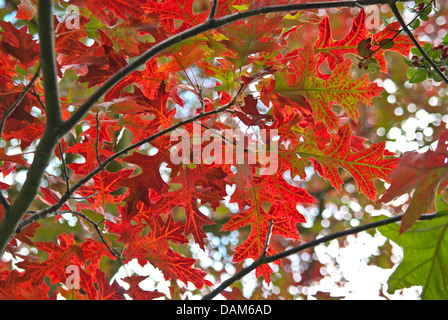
[58,143,70,194]
[389,2,448,84]
[30,86,46,111]
[71,189,101,201]
[69,210,122,260]
[95,111,102,165]
[208,0,218,21]
[261,219,274,258]
[18,209,122,260]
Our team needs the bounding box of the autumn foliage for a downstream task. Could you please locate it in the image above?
[0,0,447,300]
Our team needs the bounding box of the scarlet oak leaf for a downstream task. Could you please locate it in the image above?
[223,174,315,282]
[235,95,274,126]
[314,9,367,72]
[296,124,397,201]
[16,0,38,21]
[77,31,133,101]
[15,233,85,286]
[76,169,133,212]
[275,43,383,131]
[152,168,223,249]
[378,130,448,233]
[117,151,169,218]
[126,215,211,289]
[0,270,52,300]
[66,268,124,300]
[370,21,414,73]
[122,275,165,300]
[71,0,145,26]
[0,21,39,68]
[219,15,283,69]
[314,9,413,74]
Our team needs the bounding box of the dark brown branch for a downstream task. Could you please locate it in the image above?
[0,0,65,256]
[58,143,70,194]
[208,0,218,20]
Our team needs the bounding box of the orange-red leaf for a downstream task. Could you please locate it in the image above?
[378,130,448,233]
[275,43,383,131]
[296,124,397,201]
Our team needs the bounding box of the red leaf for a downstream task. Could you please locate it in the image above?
[116,151,169,219]
[378,130,448,233]
[223,173,315,283]
[16,0,38,21]
[315,9,367,72]
[235,95,274,126]
[71,0,145,26]
[297,124,397,201]
[275,43,383,131]
[16,233,85,285]
[123,275,165,300]
[0,21,39,68]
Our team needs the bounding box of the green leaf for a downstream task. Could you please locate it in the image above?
[435,193,448,216]
[443,32,448,44]
[379,38,394,50]
[377,214,448,299]
[357,39,369,57]
[411,47,421,56]
[365,58,380,72]
[430,69,443,82]
[410,19,420,29]
[420,13,429,21]
[408,68,428,83]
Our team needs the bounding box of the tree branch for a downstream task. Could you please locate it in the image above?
[0,0,65,256]
[37,0,63,126]
[201,212,438,300]
[208,0,218,21]
[389,2,448,84]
